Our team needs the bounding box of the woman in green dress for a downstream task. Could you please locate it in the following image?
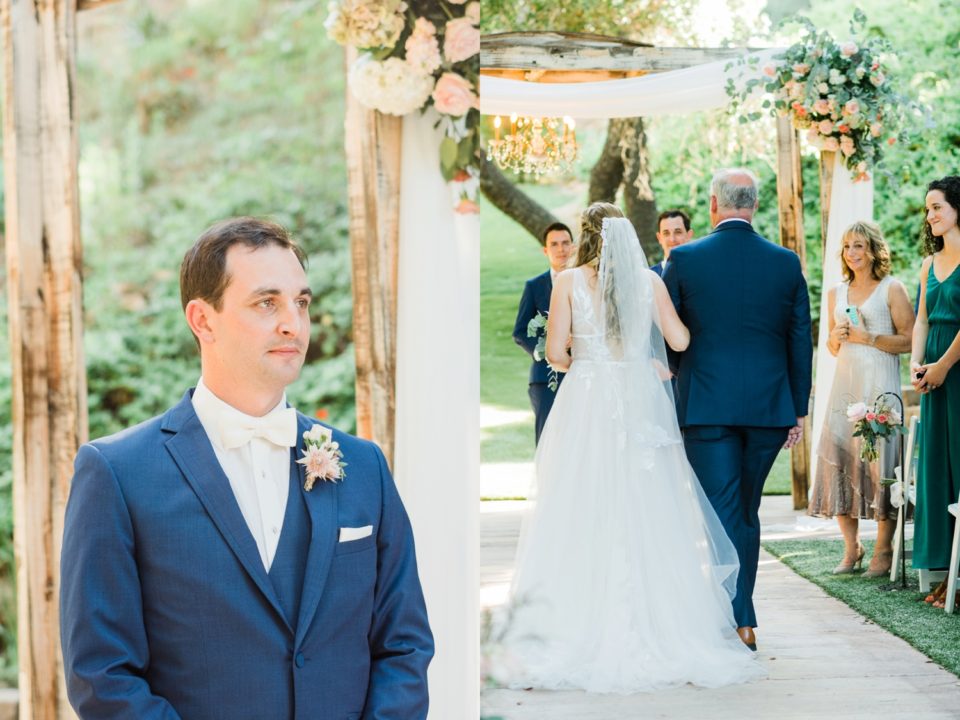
[911,175,960,608]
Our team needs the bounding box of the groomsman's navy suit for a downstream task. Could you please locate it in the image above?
[649,260,665,277]
[60,390,433,719]
[663,219,812,629]
[513,270,564,444]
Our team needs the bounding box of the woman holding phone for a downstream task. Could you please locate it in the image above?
[809,221,915,575]
[911,175,960,608]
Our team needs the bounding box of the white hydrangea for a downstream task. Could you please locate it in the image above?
[349,55,436,116]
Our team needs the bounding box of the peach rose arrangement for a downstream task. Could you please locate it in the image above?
[726,10,922,181]
[326,0,479,211]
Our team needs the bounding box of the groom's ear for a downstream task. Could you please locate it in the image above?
[185,299,216,345]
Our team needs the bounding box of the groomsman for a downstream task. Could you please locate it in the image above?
[650,209,694,276]
[513,222,573,444]
[61,218,433,719]
[663,170,812,652]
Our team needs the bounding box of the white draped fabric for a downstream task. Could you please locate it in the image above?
[394,112,479,719]
[479,50,778,119]
[810,153,874,485]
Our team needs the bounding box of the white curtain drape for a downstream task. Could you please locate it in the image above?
[394,111,479,719]
[810,153,874,485]
[480,50,778,118]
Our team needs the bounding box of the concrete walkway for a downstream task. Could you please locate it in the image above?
[480,476,960,719]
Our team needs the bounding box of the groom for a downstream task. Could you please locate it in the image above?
[663,169,812,650]
[60,218,433,719]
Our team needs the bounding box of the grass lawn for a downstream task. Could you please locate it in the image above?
[480,181,796,494]
[763,537,960,678]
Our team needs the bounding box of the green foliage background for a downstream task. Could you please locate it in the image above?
[0,0,353,684]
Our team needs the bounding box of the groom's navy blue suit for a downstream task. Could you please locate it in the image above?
[513,270,564,444]
[61,390,433,719]
[663,219,812,628]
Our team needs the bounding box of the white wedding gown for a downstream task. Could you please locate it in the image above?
[500,254,765,694]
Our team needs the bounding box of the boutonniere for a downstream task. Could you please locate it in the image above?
[297,424,346,491]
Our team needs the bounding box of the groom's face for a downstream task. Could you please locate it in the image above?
[200,244,312,403]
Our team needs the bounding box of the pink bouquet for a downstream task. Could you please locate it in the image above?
[847,399,902,462]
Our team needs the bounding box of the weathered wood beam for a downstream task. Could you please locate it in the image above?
[2,1,86,718]
[775,116,810,510]
[77,0,124,11]
[480,68,648,83]
[481,31,758,73]
[343,48,400,467]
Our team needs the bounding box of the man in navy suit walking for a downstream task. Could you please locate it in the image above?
[650,209,694,277]
[513,222,574,444]
[60,218,433,719]
[663,170,812,652]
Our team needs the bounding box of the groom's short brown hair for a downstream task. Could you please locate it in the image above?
[179,217,307,312]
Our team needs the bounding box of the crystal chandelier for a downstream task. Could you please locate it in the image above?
[486,114,579,176]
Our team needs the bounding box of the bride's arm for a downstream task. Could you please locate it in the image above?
[546,270,574,371]
[651,272,690,352]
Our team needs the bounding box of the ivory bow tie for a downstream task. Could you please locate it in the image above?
[220,407,298,449]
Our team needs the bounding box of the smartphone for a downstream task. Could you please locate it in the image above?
[844,305,860,326]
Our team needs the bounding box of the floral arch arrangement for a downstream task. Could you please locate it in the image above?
[326,0,480,211]
[727,11,923,181]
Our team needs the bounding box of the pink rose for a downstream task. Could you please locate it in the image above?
[465,1,479,24]
[818,119,834,135]
[763,64,777,77]
[823,136,840,152]
[813,98,830,115]
[847,402,868,421]
[792,63,810,76]
[843,99,860,115]
[870,122,883,137]
[870,72,885,86]
[455,198,480,214]
[841,41,859,57]
[443,17,479,63]
[840,135,856,157]
[877,414,888,423]
[431,72,478,116]
[866,411,876,421]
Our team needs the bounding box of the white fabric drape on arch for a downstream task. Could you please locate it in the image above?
[479,50,779,118]
[810,154,874,485]
[394,111,479,719]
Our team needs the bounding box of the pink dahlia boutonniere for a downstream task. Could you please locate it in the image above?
[297,424,346,491]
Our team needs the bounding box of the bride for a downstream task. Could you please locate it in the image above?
[499,202,764,693]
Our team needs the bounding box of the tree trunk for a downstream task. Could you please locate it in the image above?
[588,118,659,260]
[479,154,558,244]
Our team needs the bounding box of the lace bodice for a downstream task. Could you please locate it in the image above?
[569,266,654,362]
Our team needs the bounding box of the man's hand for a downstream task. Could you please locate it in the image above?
[783,418,804,449]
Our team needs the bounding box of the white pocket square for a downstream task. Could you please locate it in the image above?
[338,525,373,542]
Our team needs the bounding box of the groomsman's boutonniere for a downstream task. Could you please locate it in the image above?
[298,425,346,491]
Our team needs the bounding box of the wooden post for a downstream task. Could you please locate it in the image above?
[775,116,810,509]
[343,48,401,467]
[819,150,836,253]
[2,1,86,718]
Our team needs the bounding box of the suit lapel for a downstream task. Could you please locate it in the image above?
[292,413,338,645]
[162,393,292,633]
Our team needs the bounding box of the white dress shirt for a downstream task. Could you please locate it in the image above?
[192,378,292,572]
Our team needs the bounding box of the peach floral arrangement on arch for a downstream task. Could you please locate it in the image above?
[326,0,480,212]
[726,10,925,181]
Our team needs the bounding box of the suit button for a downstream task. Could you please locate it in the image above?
[294,652,305,668]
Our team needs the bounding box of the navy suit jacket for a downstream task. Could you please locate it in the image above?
[60,391,433,720]
[662,220,813,428]
[513,270,562,385]
[649,261,665,277]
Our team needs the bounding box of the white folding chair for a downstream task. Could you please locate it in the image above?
[890,416,919,583]
[944,493,960,614]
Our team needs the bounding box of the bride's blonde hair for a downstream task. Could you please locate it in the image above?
[575,202,624,268]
